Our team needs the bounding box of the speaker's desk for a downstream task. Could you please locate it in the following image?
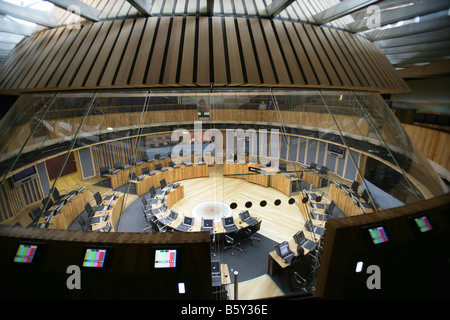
[131,164,209,197]
[328,183,374,217]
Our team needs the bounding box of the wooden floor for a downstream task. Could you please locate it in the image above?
[53,165,306,299]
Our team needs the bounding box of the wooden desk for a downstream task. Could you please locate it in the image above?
[328,183,374,217]
[224,162,270,187]
[270,173,301,196]
[43,189,90,230]
[131,164,209,197]
[105,169,128,189]
[90,191,124,232]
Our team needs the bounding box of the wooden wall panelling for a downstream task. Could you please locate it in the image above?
[224,17,244,85]
[85,20,124,87]
[58,23,102,88]
[100,19,135,87]
[162,16,184,86]
[37,28,79,89]
[294,23,330,86]
[115,18,146,86]
[6,31,52,90]
[179,16,196,86]
[130,17,158,86]
[237,18,260,85]
[46,24,91,88]
[196,16,210,86]
[260,19,291,86]
[322,27,359,88]
[0,36,32,88]
[283,21,317,85]
[249,18,276,85]
[212,17,228,85]
[71,20,114,88]
[24,27,68,89]
[272,20,305,86]
[315,26,352,88]
[146,17,171,86]
[304,24,341,87]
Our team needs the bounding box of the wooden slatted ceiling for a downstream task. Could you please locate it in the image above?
[0,17,410,94]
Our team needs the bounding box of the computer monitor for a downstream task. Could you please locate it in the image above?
[365,226,389,245]
[93,191,102,205]
[240,210,250,221]
[275,241,291,257]
[293,230,305,244]
[142,167,149,175]
[223,216,234,226]
[149,186,156,196]
[202,219,214,228]
[82,247,112,268]
[13,242,43,264]
[153,248,178,269]
[155,163,162,171]
[409,215,434,234]
[160,178,167,189]
[183,216,193,226]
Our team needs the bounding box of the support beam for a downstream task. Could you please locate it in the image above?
[397,60,450,78]
[381,41,450,56]
[313,0,381,25]
[0,16,40,36]
[47,0,102,22]
[0,1,58,27]
[363,16,450,41]
[348,0,450,33]
[127,0,153,16]
[266,0,295,19]
[373,28,450,49]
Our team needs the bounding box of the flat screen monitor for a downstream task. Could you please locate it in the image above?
[183,216,193,226]
[82,247,111,268]
[160,178,167,189]
[276,241,290,257]
[240,210,250,220]
[13,243,40,264]
[327,144,345,158]
[293,230,305,244]
[412,215,433,233]
[223,216,234,226]
[202,219,214,228]
[93,191,102,205]
[366,226,389,245]
[155,163,162,170]
[12,166,36,183]
[153,249,178,269]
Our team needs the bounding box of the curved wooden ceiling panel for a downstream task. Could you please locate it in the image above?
[0,17,410,94]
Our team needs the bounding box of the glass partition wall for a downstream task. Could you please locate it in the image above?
[0,89,445,298]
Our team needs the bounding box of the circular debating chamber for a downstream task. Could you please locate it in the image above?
[0,0,449,302]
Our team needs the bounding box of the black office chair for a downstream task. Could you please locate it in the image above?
[78,214,92,231]
[309,163,317,170]
[52,187,65,204]
[243,220,262,245]
[351,180,360,193]
[84,202,100,218]
[28,207,42,224]
[41,197,54,212]
[224,229,245,255]
[113,163,123,170]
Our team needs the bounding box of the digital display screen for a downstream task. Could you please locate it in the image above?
[14,244,38,263]
[12,167,36,182]
[368,226,389,244]
[83,248,108,268]
[154,249,177,269]
[414,216,433,233]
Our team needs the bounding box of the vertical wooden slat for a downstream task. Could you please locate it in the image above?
[225,17,244,85]
[46,24,91,88]
[100,19,135,87]
[294,23,330,86]
[179,16,197,86]
[71,20,114,88]
[272,20,305,85]
[146,17,171,85]
[212,17,228,85]
[162,16,183,85]
[85,20,123,87]
[236,18,260,85]
[115,18,146,86]
[57,23,102,88]
[249,18,276,85]
[37,28,79,89]
[196,16,210,86]
[284,21,317,85]
[130,17,158,86]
